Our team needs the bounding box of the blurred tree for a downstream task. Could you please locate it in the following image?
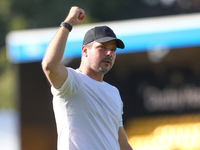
[8,0,200,30]
[1,0,200,47]
[0,47,17,109]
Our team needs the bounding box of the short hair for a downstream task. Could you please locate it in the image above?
[81,42,94,59]
[85,41,94,49]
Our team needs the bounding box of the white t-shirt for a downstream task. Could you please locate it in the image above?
[51,68,123,150]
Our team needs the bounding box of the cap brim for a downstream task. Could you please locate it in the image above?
[95,37,125,49]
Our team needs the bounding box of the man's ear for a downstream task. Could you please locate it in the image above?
[82,45,88,57]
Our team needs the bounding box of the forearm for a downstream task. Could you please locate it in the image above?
[118,127,133,150]
[42,26,70,70]
[121,143,133,150]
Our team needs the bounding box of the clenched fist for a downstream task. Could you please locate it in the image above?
[64,6,85,26]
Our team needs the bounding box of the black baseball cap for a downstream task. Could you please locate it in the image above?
[83,26,125,49]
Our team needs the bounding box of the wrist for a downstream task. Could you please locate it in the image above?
[60,22,72,32]
[63,17,74,26]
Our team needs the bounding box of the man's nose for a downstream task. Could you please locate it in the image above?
[106,49,113,57]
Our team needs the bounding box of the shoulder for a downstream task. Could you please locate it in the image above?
[103,81,120,92]
[67,67,78,74]
[51,67,82,96]
[67,67,82,78]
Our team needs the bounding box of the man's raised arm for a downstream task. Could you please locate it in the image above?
[42,6,85,89]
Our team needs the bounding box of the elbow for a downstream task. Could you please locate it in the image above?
[41,60,47,71]
[41,59,60,75]
[41,60,53,73]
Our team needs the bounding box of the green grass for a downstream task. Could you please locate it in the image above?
[0,47,17,109]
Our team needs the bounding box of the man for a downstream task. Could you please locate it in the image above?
[42,6,133,150]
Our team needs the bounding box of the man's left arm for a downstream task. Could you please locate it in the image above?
[118,126,133,150]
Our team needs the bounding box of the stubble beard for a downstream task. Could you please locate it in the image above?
[95,65,111,74]
[90,60,114,75]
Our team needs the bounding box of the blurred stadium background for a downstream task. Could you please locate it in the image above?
[1,0,200,150]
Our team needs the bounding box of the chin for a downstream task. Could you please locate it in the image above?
[98,67,111,74]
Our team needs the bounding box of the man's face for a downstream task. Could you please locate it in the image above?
[87,40,117,74]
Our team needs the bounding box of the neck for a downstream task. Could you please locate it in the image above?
[78,65,104,82]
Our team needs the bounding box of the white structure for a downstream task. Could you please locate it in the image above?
[6,13,200,63]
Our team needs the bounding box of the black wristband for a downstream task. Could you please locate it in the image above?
[60,22,72,32]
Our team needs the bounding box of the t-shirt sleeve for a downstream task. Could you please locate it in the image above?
[51,68,82,98]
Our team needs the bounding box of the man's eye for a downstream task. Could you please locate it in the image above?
[112,49,116,52]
